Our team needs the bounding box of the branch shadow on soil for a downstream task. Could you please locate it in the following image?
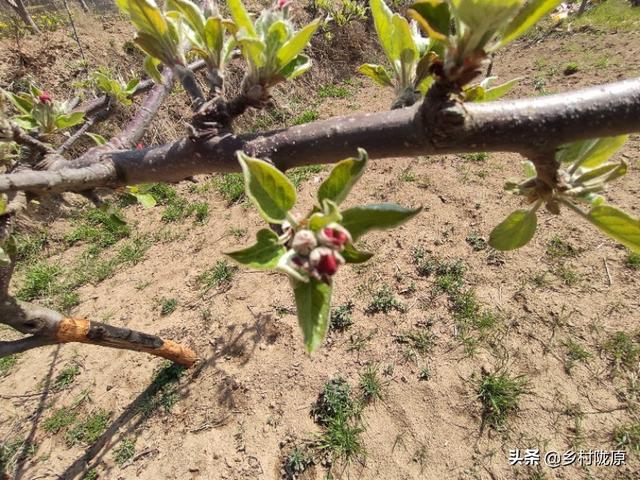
[11,345,62,480]
[54,311,278,480]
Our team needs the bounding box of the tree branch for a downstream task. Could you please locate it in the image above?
[0,299,197,366]
[0,77,638,194]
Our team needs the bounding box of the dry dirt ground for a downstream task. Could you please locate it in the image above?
[1,4,640,480]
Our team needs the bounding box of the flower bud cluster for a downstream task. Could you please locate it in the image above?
[287,223,351,283]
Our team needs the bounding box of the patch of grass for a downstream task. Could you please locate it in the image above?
[193,202,209,225]
[15,262,62,301]
[625,252,640,270]
[0,437,36,473]
[117,236,150,264]
[613,421,640,453]
[603,331,640,369]
[198,259,237,291]
[466,232,487,251]
[251,107,287,130]
[563,340,591,373]
[395,328,436,354]
[317,83,350,99]
[365,284,405,314]
[317,416,365,464]
[287,165,324,187]
[347,330,376,352]
[359,365,383,403]
[330,301,354,332]
[65,207,130,249]
[311,378,357,426]
[137,362,185,418]
[43,407,77,434]
[229,227,247,238]
[462,152,488,162]
[0,354,17,376]
[114,437,135,466]
[293,109,319,125]
[573,0,640,32]
[82,469,98,480]
[65,410,110,447]
[546,236,579,259]
[212,173,245,205]
[283,446,315,478]
[477,370,528,429]
[14,231,49,263]
[563,62,579,75]
[160,298,178,316]
[54,364,80,391]
[399,169,416,182]
[554,264,581,286]
[418,367,432,381]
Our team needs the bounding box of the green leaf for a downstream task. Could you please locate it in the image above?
[278,54,312,80]
[482,77,520,101]
[318,148,368,206]
[12,115,38,130]
[575,162,627,187]
[2,91,33,115]
[309,199,343,231]
[228,0,256,37]
[499,0,563,47]
[370,0,396,61]
[488,209,537,251]
[225,228,286,268]
[392,14,418,67]
[132,192,157,208]
[341,203,422,241]
[237,36,266,68]
[135,32,170,62]
[586,205,640,253]
[125,78,140,94]
[276,19,320,70]
[54,112,85,130]
[357,64,393,87]
[237,151,296,224]
[294,278,332,353]
[85,132,107,145]
[409,0,451,37]
[341,243,373,263]
[204,17,223,56]
[556,135,628,170]
[168,0,205,36]
[144,55,164,84]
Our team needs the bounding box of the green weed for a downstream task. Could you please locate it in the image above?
[287,165,324,187]
[198,260,237,291]
[330,301,355,332]
[317,83,350,99]
[212,173,245,205]
[613,422,640,453]
[43,407,78,434]
[293,110,319,125]
[0,354,17,376]
[137,362,185,418]
[160,298,178,316]
[546,236,579,259]
[365,284,405,314]
[603,331,640,369]
[65,208,130,249]
[65,410,110,446]
[114,438,135,466]
[477,370,528,428]
[625,252,640,270]
[16,262,61,301]
[54,364,80,391]
[359,364,383,403]
[283,446,315,478]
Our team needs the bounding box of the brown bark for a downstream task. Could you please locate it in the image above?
[0,77,638,194]
[0,300,197,366]
[2,0,39,33]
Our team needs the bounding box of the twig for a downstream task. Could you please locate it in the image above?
[603,258,612,286]
[56,116,95,153]
[61,0,87,67]
[10,122,54,154]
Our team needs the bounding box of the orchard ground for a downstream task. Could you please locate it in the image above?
[1,1,640,479]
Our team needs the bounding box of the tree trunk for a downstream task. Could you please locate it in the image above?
[77,0,89,12]
[3,0,40,33]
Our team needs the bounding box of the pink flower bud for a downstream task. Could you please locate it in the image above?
[276,0,289,9]
[292,229,317,255]
[317,223,352,250]
[38,92,53,104]
[136,143,144,150]
[309,247,344,277]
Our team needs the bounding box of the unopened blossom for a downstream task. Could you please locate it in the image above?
[276,0,290,9]
[38,92,52,104]
[317,223,351,250]
[310,246,345,277]
[292,229,317,255]
[136,143,144,150]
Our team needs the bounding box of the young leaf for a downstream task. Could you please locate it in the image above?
[294,278,332,353]
[586,205,640,253]
[309,200,342,231]
[167,0,206,36]
[225,229,286,268]
[556,135,628,170]
[237,151,296,224]
[341,204,422,241]
[54,112,85,130]
[85,132,107,146]
[358,64,393,87]
[408,0,451,38]
[317,148,368,205]
[489,209,537,251]
[482,77,520,101]
[276,19,320,70]
[2,91,33,115]
[370,0,396,62]
[392,14,418,67]
[278,55,312,80]
[144,55,164,84]
[341,243,374,263]
[499,0,563,47]
[132,192,157,208]
[228,0,256,37]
